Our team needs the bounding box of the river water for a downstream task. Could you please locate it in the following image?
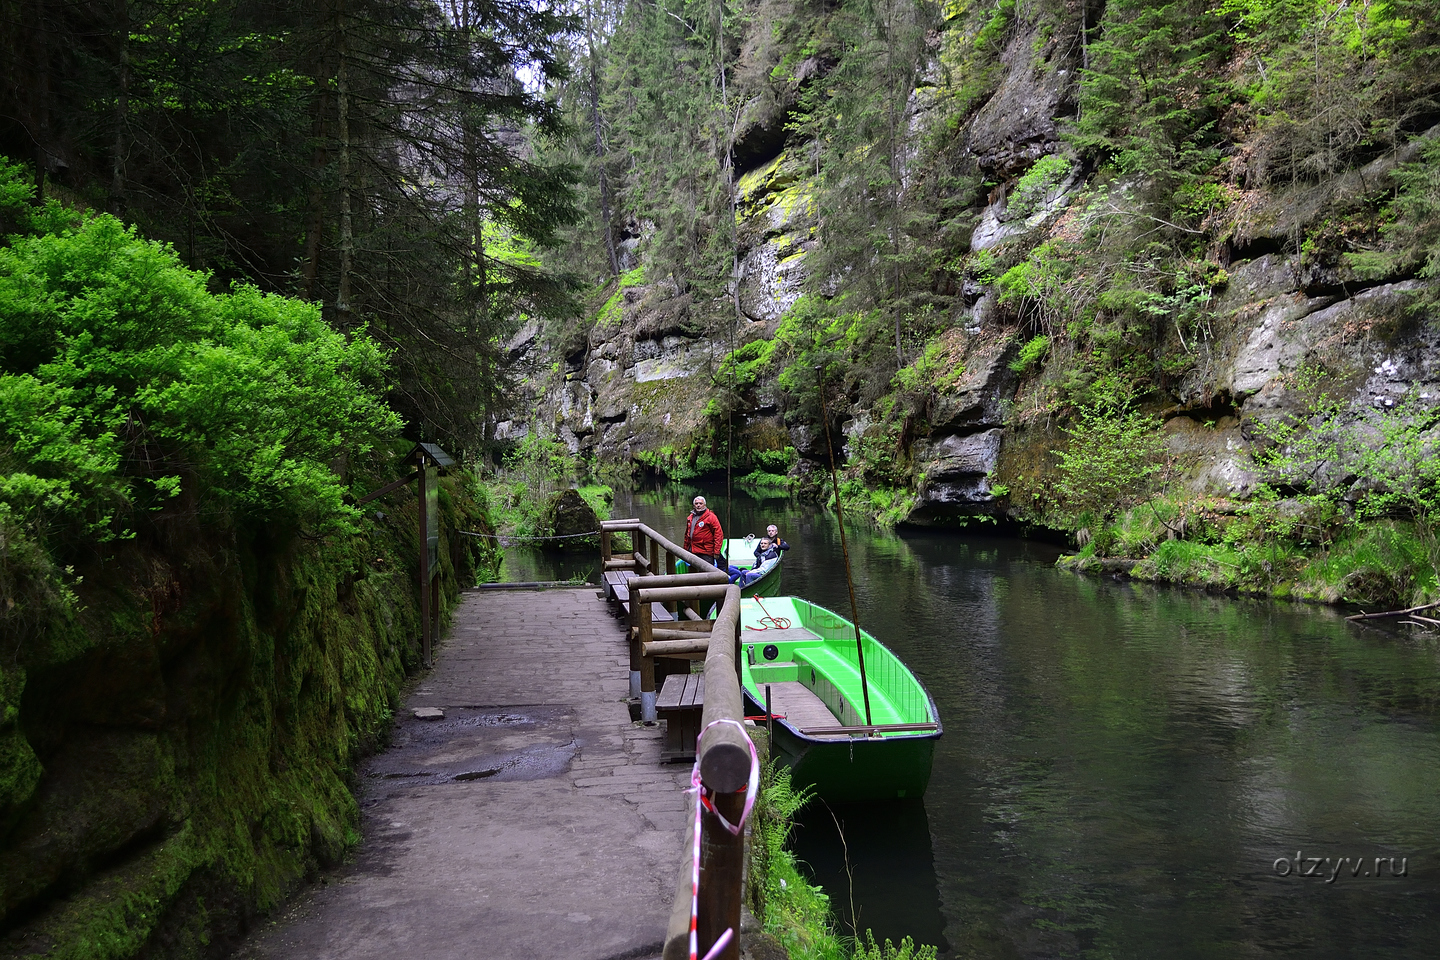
[502,484,1440,958]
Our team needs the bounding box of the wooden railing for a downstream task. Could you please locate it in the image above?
[601,519,728,722]
[600,520,751,960]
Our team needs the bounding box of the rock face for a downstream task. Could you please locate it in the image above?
[506,2,1438,531]
[541,489,600,551]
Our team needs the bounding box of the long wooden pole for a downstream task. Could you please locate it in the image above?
[816,366,872,725]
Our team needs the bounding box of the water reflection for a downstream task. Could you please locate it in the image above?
[511,482,1440,957]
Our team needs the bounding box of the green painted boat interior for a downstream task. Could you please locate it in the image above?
[739,596,936,732]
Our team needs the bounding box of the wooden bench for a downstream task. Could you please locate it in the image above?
[604,570,677,622]
[656,672,705,762]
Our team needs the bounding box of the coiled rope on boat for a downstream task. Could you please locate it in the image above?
[745,596,792,631]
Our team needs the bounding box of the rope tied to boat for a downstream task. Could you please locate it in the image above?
[686,718,760,960]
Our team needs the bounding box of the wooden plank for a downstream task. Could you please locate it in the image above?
[683,674,705,708]
[618,598,675,622]
[656,673,689,710]
[763,680,837,731]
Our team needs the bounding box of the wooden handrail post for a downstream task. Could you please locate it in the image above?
[699,791,745,960]
[639,599,656,723]
[601,527,612,563]
[697,586,745,960]
[665,549,678,617]
[628,582,642,699]
[662,585,750,960]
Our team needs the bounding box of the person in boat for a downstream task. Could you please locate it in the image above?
[728,536,776,585]
[683,495,724,570]
[765,524,790,555]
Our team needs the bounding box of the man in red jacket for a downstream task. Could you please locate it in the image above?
[683,495,724,571]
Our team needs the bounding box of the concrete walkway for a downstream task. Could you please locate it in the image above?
[233,588,691,960]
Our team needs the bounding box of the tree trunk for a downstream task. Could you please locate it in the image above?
[110,0,129,216]
[335,0,353,323]
[586,0,620,278]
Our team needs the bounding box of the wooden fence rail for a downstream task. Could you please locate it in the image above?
[601,519,725,721]
[600,521,751,960]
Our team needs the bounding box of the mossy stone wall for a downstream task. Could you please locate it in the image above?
[0,474,492,959]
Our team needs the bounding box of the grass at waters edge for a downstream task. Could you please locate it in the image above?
[749,749,939,960]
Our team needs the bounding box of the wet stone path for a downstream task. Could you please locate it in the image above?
[233,587,691,960]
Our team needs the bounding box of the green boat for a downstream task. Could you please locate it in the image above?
[723,537,783,598]
[738,596,940,802]
[677,537,783,598]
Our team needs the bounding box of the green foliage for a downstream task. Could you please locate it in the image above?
[748,761,847,960]
[718,337,781,392]
[1008,155,1073,220]
[1072,0,1228,186]
[1052,379,1166,524]
[595,266,646,329]
[1009,335,1050,374]
[1,0,579,451]
[853,932,939,960]
[1348,137,1440,287]
[1215,0,1440,184]
[895,335,966,393]
[1247,366,1440,601]
[0,183,400,567]
[576,483,615,520]
[484,430,584,537]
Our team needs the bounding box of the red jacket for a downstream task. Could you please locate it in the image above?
[683,508,723,557]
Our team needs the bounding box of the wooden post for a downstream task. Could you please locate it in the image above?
[696,586,745,960]
[416,449,431,667]
[699,791,745,960]
[662,585,751,960]
[639,599,656,723]
[430,571,441,655]
[665,549,679,618]
[601,528,612,563]
[629,581,642,699]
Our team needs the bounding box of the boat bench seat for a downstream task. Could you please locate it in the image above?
[794,648,904,725]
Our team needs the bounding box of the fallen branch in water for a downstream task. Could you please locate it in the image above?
[1347,600,1440,622]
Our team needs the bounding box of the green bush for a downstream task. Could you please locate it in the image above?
[1008,335,1050,373]
[0,166,400,559]
[1008,154,1073,220]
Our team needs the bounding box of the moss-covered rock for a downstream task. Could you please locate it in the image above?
[0,466,496,959]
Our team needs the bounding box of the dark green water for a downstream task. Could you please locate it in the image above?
[505,484,1440,958]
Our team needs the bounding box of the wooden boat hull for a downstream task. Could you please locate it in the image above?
[738,596,941,802]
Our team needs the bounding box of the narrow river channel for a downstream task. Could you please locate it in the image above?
[502,484,1440,958]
